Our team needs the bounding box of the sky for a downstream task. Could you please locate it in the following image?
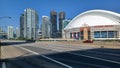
[1,0,120,30]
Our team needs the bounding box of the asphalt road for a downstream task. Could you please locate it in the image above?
[1,40,120,68]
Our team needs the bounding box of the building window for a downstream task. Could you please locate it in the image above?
[74,33,76,39]
[81,36,84,40]
[70,33,72,38]
[78,32,80,39]
[101,31,107,38]
[108,31,114,38]
[94,31,100,38]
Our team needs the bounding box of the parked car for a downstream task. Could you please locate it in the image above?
[83,40,93,43]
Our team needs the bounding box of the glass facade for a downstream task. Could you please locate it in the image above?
[20,14,24,38]
[23,8,38,40]
[70,30,117,40]
[94,31,117,38]
[108,31,115,38]
[50,10,57,38]
[59,12,65,37]
[8,26,14,39]
[101,31,107,38]
[42,16,52,38]
[94,31,100,38]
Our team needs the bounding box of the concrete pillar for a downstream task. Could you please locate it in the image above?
[83,28,88,40]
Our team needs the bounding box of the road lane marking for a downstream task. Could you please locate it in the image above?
[2,62,6,68]
[16,46,73,68]
[68,52,120,64]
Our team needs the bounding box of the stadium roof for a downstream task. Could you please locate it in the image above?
[64,10,120,30]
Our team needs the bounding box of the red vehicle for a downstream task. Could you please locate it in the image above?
[83,40,93,43]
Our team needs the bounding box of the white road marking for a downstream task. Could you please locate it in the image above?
[16,46,73,68]
[68,52,120,64]
[2,62,6,68]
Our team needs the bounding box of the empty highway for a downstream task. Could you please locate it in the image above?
[1,40,120,68]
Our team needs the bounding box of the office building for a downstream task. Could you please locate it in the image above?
[8,26,14,39]
[20,14,24,38]
[59,12,65,37]
[0,27,7,39]
[50,10,57,38]
[42,16,52,38]
[20,8,39,40]
[37,28,42,39]
[63,10,120,40]
[15,27,20,39]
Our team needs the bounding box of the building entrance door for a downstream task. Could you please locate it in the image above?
[80,23,90,40]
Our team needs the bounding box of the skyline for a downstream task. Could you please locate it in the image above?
[1,0,120,28]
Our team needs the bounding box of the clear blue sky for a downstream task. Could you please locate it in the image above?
[1,0,120,29]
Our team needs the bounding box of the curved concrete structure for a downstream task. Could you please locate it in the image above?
[65,10,120,30]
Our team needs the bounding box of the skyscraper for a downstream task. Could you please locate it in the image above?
[59,12,65,37]
[20,8,39,40]
[42,16,52,38]
[15,27,20,39]
[0,27,7,39]
[20,14,24,38]
[7,26,14,39]
[50,10,57,38]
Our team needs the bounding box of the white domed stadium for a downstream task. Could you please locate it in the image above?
[63,10,120,40]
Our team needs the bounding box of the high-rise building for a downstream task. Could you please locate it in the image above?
[15,27,20,39]
[20,8,39,40]
[0,27,7,39]
[42,16,52,38]
[59,12,65,37]
[20,14,24,38]
[50,10,57,38]
[37,28,42,39]
[7,26,14,39]
[59,12,65,32]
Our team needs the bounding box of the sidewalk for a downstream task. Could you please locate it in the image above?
[36,41,120,49]
[1,46,29,59]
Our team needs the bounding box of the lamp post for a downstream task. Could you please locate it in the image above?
[0,16,11,60]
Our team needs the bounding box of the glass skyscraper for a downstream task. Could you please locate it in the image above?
[50,10,57,38]
[59,12,65,32]
[20,14,24,38]
[7,26,14,39]
[15,27,20,39]
[59,12,65,36]
[42,16,52,38]
[20,8,38,40]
